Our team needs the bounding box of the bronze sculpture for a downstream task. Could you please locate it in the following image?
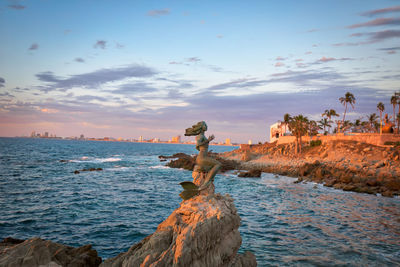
[179,121,221,200]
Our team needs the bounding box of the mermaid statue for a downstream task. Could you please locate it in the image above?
[179,121,221,200]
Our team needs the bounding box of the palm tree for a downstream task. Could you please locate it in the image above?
[396,91,400,133]
[368,113,378,132]
[339,92,356,133]
[283,113,291,135]
[288,115,308,154]
[377,102,385,134]
[391,94,398,128]
[318,118,330,134]
[322,109,339,133]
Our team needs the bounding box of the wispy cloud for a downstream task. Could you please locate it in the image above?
[93,40,107,49]
[147,8,170,17]
[0,77,5,87]
[275,62,285,67]
[377,46,400,51]
[28,43,39,50]
[351,29,400,42]
[315,57,353,64]
[361,5,400,17]
[347,17,400,29]
[36,64,157,92]
[109,82,159,95]
[186,57,201,63]
[8,4,26,10]
[275,56,286,61]
[74,57,85,63]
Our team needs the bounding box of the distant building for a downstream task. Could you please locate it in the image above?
[44,132,49,138]
[270,122,285,143]
[31,131,36,138]
[80,134,85,140]
[248,140,252,145]
[139,136,144,142]
[225,138,231,145]
[171,135,181,143]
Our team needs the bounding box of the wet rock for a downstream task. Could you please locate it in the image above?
[101,194,256,267]
[0,237,101,267]
[385,179,400,191]
[238,169,262,178]
[74,168,103,174]
[166,156,196,171]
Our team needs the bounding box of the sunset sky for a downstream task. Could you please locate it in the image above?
[1,0,399,143]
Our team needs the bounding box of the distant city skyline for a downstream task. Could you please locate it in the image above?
[0,1,399,143]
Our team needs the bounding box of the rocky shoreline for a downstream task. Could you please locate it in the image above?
[164,140,400,197]
[1,191,256,267]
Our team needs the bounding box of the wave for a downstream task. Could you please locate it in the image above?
[69,157,122,163]
[149,165,170,170]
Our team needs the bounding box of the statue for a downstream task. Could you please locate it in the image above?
[179,121,221,200]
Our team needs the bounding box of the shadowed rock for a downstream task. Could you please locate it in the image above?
[0,237,101,267]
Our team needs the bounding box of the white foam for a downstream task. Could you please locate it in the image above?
[69,157,122,163]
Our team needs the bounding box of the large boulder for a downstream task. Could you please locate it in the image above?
[101,194,256,267]
[0,237,101,267]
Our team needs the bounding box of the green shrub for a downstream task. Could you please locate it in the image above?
[384,141,400,146]
[310,140,322,147]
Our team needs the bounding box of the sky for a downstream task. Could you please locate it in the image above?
[0,0,399,143]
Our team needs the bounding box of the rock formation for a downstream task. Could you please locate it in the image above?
[0,237,101,267]
[101,193,256,267]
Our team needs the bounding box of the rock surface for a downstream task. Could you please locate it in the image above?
[101,194,256,267]
[0,237,101,267]
[220,140,400,197]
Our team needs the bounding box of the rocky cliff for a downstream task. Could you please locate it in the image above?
[101,193,256,267]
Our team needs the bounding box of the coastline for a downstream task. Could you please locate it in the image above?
[219,140,400,197]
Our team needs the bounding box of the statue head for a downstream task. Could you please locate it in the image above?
[185,121,207,136]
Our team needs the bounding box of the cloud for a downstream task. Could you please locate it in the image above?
[147,8,170,17]
[93,40,106,49]
[110,82,159,95]
[361,5,400,17]
[275,62,285,67]
[186,57,201,63]
[307,29,319,33]
[75,95,108,102]
[315,57,353,63]
[0,77,5,87]
[8,4,26,10]
[275,56,286,61]
[115,42,124,49]
[347,17,400,29]
[29,43,39,50]
[387,50,396,54]
[216,35,223,39]
[0,91,14,98]
[369,29,400,41]
[377,46,400,51]
[351,29,400,42]
[305,51,312,55]
[205,78,267,92]
[36,64,157,92]
[74,57,85,63]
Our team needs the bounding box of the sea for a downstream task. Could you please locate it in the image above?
[0,137,399,266]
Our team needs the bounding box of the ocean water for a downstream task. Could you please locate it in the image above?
[0,138,399,266]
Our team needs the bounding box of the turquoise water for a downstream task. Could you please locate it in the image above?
[0,138,399,266]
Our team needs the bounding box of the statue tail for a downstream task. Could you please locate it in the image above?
[179,181,199,200]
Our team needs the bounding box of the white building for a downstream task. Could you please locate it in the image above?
[270,122,286,143]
